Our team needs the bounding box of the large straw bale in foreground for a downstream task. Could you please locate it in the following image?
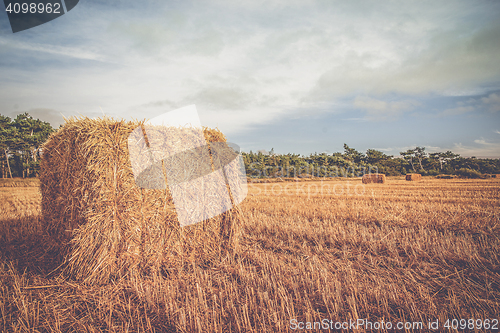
[361,174,386,184]
[40,117,241,284]
[405,173,422,181]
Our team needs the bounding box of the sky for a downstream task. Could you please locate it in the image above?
[1,0,500,157]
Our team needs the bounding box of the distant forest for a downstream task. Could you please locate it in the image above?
[0,113,53,178]
[1,113,499,179]
[243,146,500,179]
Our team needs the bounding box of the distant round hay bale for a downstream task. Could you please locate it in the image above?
[361,174,386,184]
[436,174,454,179]
[40,117,242,284]
[405,173,422,181]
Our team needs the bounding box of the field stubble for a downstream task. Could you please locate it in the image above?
[0,177,499,332]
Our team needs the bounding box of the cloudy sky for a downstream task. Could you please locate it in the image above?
[1,0,500,157]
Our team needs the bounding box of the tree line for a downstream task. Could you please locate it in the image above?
[1,113,499,179]
[242,144,500,179]
[0,113,54,178]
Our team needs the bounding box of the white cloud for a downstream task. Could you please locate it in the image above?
[440,105,475,116]
[353,96,417,119]
[306,11,500,101]
[422,146,442,153]
[452,141,500,158]
[440,92,500,117]
[473,138,500,148]
[481,93,500,112]
[8,108,66,127]
[0,38,104,61]
[495,130,500,135]
[371,143,500,159]
[380,142,500,158]
[474,139,488,145]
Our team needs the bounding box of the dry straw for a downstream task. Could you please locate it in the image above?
[361,173,386,184]
[40,117,242,284]
[436,174,454,179]
[405,173,422,181]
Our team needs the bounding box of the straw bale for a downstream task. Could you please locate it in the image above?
[361,174,386,184]
[405,173,422,181]
[40,117,242,284]
[436,174,454,179]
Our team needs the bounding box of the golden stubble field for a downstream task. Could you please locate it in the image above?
[0,177,499,332]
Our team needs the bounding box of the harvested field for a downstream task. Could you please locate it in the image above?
[0,178,40,187]
[1,177,499,332]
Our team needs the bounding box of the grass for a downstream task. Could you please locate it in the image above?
[0,177,499,332]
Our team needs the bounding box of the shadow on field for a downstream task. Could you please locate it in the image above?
[0,214,184,332]
[0,215,66,277]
